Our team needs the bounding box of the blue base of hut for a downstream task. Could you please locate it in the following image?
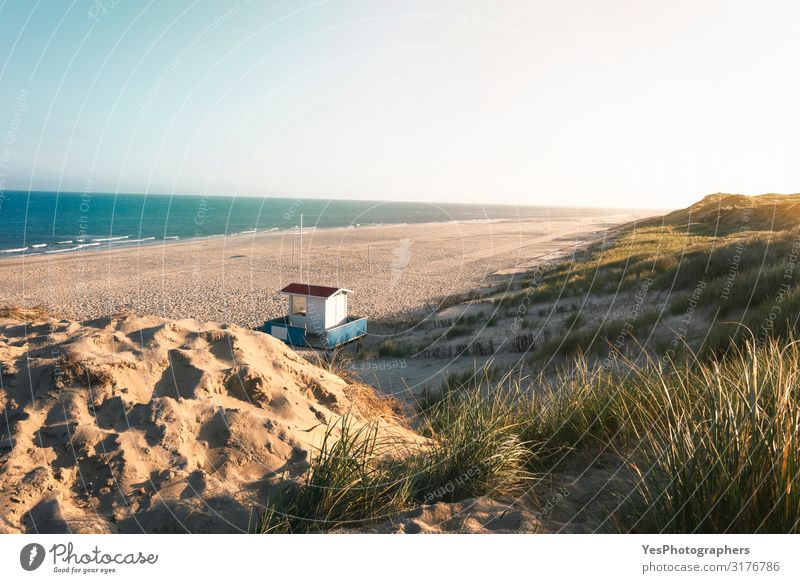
[262,316,367,349]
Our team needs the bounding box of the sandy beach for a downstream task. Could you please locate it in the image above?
[0,212,650,328]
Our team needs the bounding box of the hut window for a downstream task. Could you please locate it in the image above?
[291,295,307,316]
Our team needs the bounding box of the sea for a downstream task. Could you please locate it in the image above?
[0,191,617,256]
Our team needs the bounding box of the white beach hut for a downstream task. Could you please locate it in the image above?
[281,283,351,334]
[262,283,367,348]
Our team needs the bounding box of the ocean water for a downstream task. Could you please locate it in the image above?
[0,191,614,256]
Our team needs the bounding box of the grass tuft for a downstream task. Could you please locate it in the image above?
[258,377,534,532]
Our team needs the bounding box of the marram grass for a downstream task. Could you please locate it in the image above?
[257,387,532,533]
[259,338,800,533]
[634,340,800,533]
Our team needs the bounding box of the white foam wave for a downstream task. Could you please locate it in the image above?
[92,235,130,242]
[45,242,102,254]
[111,237,155,244]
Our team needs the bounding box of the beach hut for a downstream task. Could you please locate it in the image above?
[262,283,368,349]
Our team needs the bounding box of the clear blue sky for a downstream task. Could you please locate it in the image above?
[1,0,799,208]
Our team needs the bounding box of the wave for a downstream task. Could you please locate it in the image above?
[164,236,179,240]
[58,240,73,244]
[110,237,155,244]
[1,247,28,253]
[31,243,47,248]
[45,242,102,254]
[92,235,130,242]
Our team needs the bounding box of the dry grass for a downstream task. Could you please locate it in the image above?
[343,382,408,424]
[57,354,114,389]
[510,194,800,362]
[260,336,800,533]
[0,305,53,321]
[257,381,534,533]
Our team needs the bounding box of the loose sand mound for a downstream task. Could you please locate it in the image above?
[0,309,410,533]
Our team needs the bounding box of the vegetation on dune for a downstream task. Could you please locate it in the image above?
[258,417,414,533]
[444,323,473,339]
[260,338,800,533]
[636,340,800,533]
[375,339,414,358]
[257,387,532,533]
[258,194,800,534]
[523,339,800,533]
[642,192,800,234]
[507,194,800,361]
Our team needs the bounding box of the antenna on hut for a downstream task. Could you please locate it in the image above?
[299,213,303,281]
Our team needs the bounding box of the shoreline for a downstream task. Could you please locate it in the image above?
[0,216,536,265]
[0,211,655,327]
[0,195,662,263]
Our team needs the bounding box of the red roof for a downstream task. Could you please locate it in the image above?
[279,283,350,298]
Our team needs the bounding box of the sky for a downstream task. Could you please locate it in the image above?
[0,0,798,209]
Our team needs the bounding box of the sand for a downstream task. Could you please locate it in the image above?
[0,212,653,534]
[0,214,648,328]
[0,309,412,533]
[0,307,634,534]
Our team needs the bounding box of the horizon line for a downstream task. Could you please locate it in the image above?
[8,188,672,212]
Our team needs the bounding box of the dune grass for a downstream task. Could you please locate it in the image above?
[634,340,800,533]
[533,227,799,308]
[260,336,800,533]
[308,347,354,379]
[375,339,414,358]
[412,377,532,503]
[257,375,532,533]
[258,417,413,533]
[504,216,800,363]
[523,339,800,533]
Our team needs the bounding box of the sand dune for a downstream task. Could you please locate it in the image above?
[0,308,410,533]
